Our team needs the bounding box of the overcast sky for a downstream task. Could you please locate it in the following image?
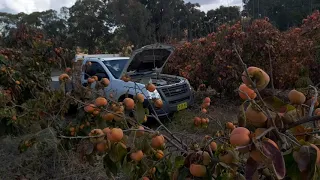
[0,0,242,14]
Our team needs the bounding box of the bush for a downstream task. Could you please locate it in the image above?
[165,14,320,96]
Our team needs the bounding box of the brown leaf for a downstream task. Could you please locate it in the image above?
[292,125,313,141]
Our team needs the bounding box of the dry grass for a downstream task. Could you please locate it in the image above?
[0,128,114,180]
[0,89,241,180]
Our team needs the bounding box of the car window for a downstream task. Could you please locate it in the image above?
[103,59,128,79]
[84,62,108,80]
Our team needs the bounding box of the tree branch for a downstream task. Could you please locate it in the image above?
[281,115,320,132]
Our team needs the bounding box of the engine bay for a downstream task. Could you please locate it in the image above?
[131,74,182,87]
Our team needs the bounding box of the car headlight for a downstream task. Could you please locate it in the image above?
[147,91,161,100]
[185,79,193,90]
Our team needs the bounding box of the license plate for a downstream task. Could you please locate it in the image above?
[177,102,188,111]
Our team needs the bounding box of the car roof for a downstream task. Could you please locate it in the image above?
[101,57,130,60]
[84,57,129,62]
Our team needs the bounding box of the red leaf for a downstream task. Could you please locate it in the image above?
[261,140,286,179]
[245,157,259,180]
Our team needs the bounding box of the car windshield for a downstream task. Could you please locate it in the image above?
[103,59,128,79]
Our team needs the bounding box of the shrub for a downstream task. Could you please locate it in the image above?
[165,15,320,96]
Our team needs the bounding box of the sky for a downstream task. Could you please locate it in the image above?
[0,0,243,14]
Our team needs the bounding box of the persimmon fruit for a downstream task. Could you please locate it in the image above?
[107,128,124,142]
[89,129,105,144]
[88,77,95,83]
[245,104,267,128]
[151,135,165,148]
[101,113,114,122]
[84,104,96,113]
[123,98,135,110]
[230,127,251,146]
[136,93,145,103]
[238,83,257,100]
[59,73,69,81]
[203,97,211,103]
[101,78,110,87]
[242,67,270,90]
[226,122,234,129]
[218,152,234,164]
[95,97,108,107]
[288,89,306,105]
[130,150,144,162]
[155,150,164,159]
[210,141,217,151]
[135,126,145,137]
[194,117,201,126]
[196,151,211,165]
[189,164,207,177]
[92,76,98,81]
[96,141,108,152]
[154,99,163,108]
[146,83,156,92]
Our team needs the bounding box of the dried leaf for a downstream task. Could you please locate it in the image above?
[292,125,313,141]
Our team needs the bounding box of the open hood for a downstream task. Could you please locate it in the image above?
[120,43,175,77]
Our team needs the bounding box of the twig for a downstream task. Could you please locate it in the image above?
[123,129,154,133]
[152,114,189,150]
[163,135,188,154]
[57,134,105,139]
[281,115,320,132]
[255,127,275,140]
[233,43,285,145]
[278,132,301,147]
[268,47,275,96]
[293,130,320,136]
[308,85,318,128]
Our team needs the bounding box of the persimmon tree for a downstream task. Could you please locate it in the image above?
[2,14,320,180]
[165,12,320,94]
[11,43,320,179]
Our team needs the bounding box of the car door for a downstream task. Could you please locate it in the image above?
[81,60,110,88]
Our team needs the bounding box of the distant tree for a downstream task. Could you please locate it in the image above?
[243,0,320,30]
[68,0,112,53]
[206,6,241,32]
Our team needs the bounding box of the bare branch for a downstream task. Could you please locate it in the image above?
[308,85,318,128]
[268,47,275,96]
[281,115,320,132]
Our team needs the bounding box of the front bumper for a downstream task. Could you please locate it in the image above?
[144,85,195,118]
